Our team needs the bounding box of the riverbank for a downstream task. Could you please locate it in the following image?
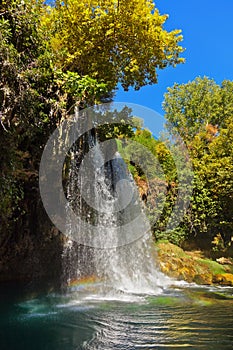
[156,241,233,286]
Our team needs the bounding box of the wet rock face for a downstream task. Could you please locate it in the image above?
[0,187,64,286]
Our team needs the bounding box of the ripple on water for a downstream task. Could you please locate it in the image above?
[2,285,233,350]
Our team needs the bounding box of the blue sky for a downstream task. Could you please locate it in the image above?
[114,0,233,118]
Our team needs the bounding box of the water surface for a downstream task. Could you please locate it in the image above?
[1,284,233,350]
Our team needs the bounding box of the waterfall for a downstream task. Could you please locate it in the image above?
[63,129,170,296]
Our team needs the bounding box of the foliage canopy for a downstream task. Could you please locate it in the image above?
[163,77,233,250]
[45,0,184,91]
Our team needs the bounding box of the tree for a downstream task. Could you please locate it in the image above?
[44,0,184,91]
[163,77,223,142]
[163,77,233,251]
[0,0,57,233]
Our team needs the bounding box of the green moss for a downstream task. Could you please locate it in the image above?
[156,241,189,259]
[156,241,233,285]
[197,259,226,275]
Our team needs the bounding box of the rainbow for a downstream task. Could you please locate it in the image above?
[67,275,103,291]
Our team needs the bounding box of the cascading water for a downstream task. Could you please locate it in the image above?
[62,129,172,298]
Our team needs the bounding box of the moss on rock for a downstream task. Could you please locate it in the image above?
[156,241,233,286]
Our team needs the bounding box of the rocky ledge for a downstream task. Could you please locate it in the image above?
[156,241,233,286]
